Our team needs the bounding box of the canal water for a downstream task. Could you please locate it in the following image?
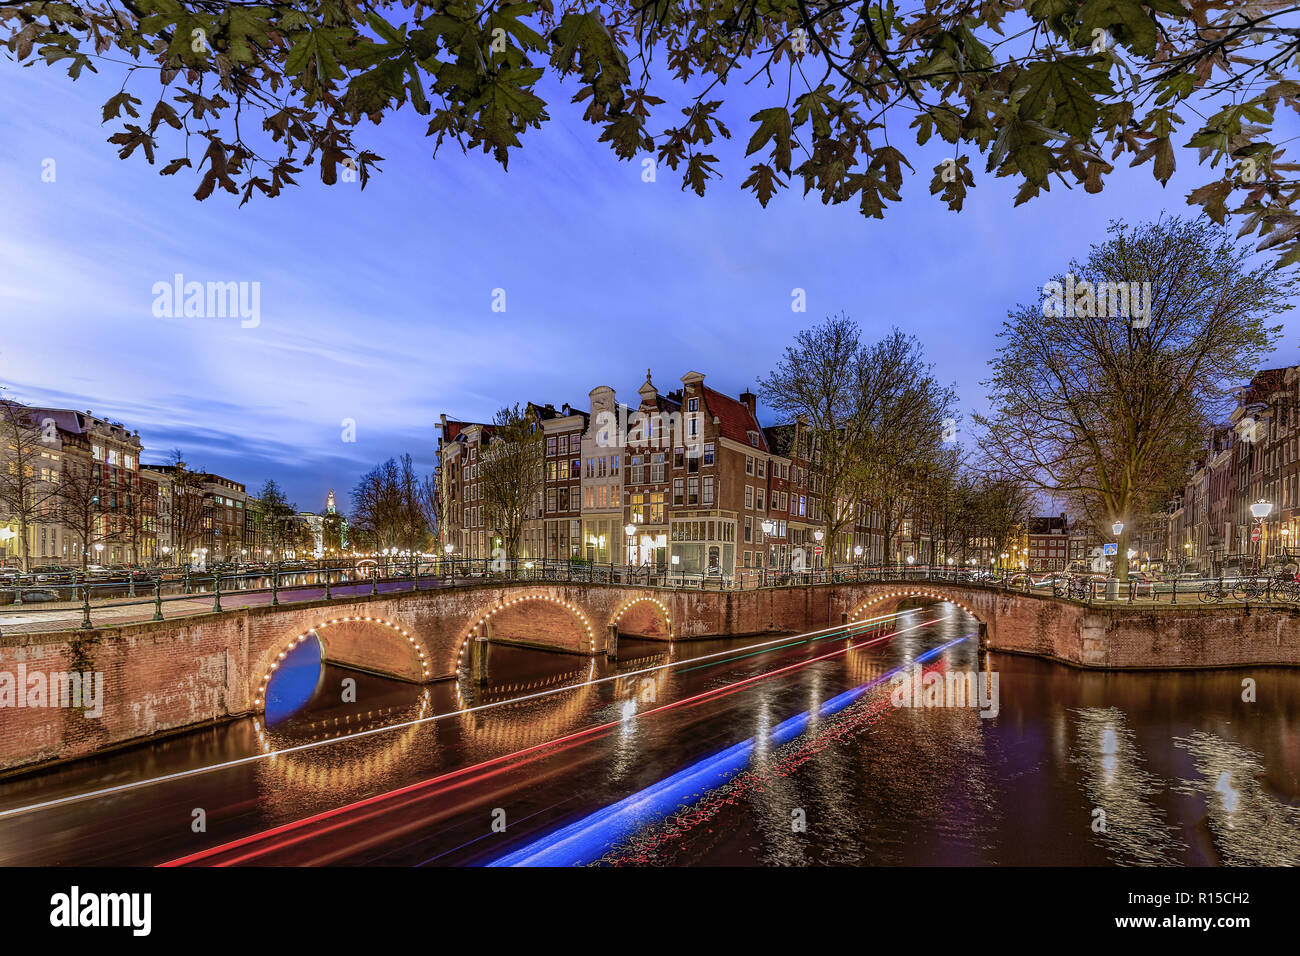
[0,600,1296,866]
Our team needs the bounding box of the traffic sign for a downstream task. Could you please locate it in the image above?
[1103,543,1117,555]
[814,546,823,555]
[1252,527,1261,542]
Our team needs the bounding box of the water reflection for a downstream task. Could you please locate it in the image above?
[1173,730,1300,866]
[1,600,1298,867]
[1070,707,1186,864]
[264,635,323,727]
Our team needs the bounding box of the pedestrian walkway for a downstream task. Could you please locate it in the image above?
[0,580,431,636]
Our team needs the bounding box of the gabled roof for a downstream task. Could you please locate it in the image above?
[1027,515,1068,535]
[703,386,768,451]
[440,419,492,443]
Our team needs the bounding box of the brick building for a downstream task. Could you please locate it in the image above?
[0,403,153,567]
[1027,514,1069,571]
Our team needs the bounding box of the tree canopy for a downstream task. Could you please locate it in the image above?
[7,0,1300,260]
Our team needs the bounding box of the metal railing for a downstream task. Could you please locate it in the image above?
[1,558,1292,635]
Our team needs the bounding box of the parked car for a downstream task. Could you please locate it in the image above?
[31,565,77,584]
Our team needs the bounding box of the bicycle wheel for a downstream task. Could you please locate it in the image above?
[1198,586,1221,604]
[1231,583,1259,602]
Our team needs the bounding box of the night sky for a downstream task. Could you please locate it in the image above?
[3,52,1298,512]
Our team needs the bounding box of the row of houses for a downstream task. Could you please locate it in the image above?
[437,370,1000,575]
[0,401,339,568]
[1158,365,1300,573]
[1025,364,1300,577]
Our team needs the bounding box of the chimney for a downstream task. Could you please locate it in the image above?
[740,390,757,419]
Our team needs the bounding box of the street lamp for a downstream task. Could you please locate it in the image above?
[1111,520,1124,536]
[1250,499,1273,568]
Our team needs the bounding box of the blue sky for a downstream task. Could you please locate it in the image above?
[2,50,1297,511]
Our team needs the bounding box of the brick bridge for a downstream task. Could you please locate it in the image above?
[4,580,1300,772]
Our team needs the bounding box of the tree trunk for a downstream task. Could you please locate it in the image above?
[1115,528,1130,583]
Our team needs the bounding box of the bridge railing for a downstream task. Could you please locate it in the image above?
[0,557,1288,635]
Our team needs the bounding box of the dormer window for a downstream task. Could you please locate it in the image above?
[748,431,760,447]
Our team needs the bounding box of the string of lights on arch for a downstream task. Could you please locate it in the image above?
[253,616,432,712]
[457,594,598,674]
[850,589,980,624]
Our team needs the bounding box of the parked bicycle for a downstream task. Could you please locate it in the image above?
[1052,576,1090,601]
[1232,576,1271,602]
[1198,580,1230,604]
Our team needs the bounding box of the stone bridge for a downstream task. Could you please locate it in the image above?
[4,580,1300,772]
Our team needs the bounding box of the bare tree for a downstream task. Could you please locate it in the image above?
[976,218,1290,581]
[351,455,429,556]
[165,450,209,559]
[117,472,154,565]
[55,463,114,570]
[252,479,298,558]
[763,317,956,568]
[351,459,403,551]
[479,405,544,559]
[0,401,67,570]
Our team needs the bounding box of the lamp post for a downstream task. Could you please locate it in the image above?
[1105,519,1126,599]
[1250,499,1273,571]
[625,523,637,569]
[813,529,824,572]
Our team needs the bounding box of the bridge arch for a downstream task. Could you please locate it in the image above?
[609,596,673,640]
[849,588,985,626]
[252,615,432,713]
[456,594,598,672]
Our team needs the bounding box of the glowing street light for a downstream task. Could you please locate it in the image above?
[1111,520,1124,536]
